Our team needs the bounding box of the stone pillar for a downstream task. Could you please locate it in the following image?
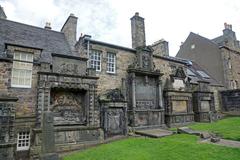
[158,79,163,108]
[131,12,146,48]
[131,73,136,126]
[40,111,59,160]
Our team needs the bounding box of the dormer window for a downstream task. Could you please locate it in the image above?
[11,51,33,88]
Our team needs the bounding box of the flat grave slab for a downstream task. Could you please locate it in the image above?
[135,129,173,138]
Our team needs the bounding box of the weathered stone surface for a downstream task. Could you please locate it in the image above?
[221,89,240,112]
[40,111,59,160]
[210,137,220,143]
[177,127,201,136]
[131,12,146,48]
[135,129,173,138]
[200,132,211,139]
[100,101,128,138]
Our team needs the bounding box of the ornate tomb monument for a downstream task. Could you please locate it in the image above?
[127,46,164,129]
[164,67,194,127]
[99,89,128,138]
[193,81,216,122]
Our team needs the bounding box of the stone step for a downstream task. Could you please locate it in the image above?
[135,129,173,138]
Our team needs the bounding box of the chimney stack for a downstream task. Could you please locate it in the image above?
[44,22,52,29]
[61,13,78,51]
[0,5,7,19]
[130,12,146,48]
[223,22,236,41]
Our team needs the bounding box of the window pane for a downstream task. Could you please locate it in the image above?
[20,53,27,61]
[14,52,21,60]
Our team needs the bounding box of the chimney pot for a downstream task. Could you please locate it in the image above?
[44,22,51,29]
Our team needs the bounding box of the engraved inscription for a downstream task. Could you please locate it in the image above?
[172,101,187,113]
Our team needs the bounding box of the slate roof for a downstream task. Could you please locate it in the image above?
[0,18,72,62]
[161,55,222,86]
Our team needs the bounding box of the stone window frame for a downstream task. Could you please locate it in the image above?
[106,52,116,74]
[16,131,31,151]
[11,50,33,88]
[89,49,102,72]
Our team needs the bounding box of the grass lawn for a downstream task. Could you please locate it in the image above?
[189,117,240,141]
[63,134,240,160]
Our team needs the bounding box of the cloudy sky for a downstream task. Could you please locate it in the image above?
[1,0,240,56]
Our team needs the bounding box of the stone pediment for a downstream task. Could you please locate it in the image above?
[172,67,187,79]
[99,88,125,102]
[128,45,161,73]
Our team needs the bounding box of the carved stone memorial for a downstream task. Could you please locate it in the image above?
[164,67,194,127]
[40,111,59,160]
[193,81,216,122]
[127,46,165,129]
[99,89,127,138]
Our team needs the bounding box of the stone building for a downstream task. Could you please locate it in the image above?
[0,6,223,160]
[177,23,240,90]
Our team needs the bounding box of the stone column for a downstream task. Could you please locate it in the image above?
[158,78,163,109]
[40,111,59,160]
[131,73,136,126]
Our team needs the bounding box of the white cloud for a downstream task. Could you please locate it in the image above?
[1,0,240,56]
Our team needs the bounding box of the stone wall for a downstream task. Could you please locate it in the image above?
[220,47,240,89]
[0,46,41,118]
[152,56,172,86]
[90,44,136,95]
[209,85,225,111]
[221,89,240,112]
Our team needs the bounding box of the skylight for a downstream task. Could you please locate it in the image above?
[197,70,210,78]
[187,69,196,76]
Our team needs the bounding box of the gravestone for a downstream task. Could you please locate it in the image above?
[99,89,128,138]
[40,111,59,160]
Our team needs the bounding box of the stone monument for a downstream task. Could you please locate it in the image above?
[40,111,59,160]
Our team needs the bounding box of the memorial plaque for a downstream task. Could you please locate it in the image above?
[172,101,187,113]
[200,101,210,112]
[135,76,157,109]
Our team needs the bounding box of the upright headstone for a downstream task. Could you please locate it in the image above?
[40,111,59,160]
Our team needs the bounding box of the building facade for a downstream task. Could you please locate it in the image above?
[177,23,240,90]
[0,7,223,160]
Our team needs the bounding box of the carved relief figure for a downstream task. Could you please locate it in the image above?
[51,91,86,124]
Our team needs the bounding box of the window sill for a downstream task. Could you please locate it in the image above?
[106,71,116,75]
[11,85,31,89]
